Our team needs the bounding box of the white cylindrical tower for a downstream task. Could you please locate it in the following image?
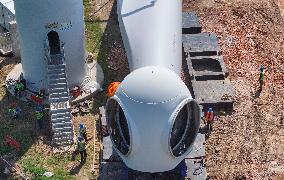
[14,0,86,91]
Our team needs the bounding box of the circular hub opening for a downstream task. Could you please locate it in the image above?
[169,100,200,157]
[106,99,131,155]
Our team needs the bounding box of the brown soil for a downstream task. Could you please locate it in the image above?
[184,0,284,179]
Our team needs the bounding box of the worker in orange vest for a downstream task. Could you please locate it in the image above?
[107,82,121,97]
[205,108,214,134]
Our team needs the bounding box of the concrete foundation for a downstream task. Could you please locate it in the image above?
[182,12,202,34]
[183,33,220,57]
[182,12,235,113]
[5,62,104,104]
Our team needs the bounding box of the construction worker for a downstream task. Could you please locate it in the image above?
[19,73,26,91]
[39,89,45,98]
[259,65,265,91]
[79,123,87,141]
[14,80,24,97]
[77,136,87,163]
[8,107,17,118]
[36,110,44,129]
[205,108,214,134]
[36,104,44,112]
[8,103,21,119]
[37,89,45,104]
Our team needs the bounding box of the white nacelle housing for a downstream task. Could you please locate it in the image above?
[106,0,201,173]
[106,66,200,172]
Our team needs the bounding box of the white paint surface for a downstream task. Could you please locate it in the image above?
[108,66,200,172]
[14,0,86,91]
[117,0,182,76]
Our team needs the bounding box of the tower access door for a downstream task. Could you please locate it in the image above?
[48,30,60,55]
[47,30,62,65]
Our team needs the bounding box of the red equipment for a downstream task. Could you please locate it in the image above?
[5,135,21,151]
[31,94,43,104]
[71,85,81,98]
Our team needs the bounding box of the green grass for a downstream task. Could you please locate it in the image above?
[51,168,76,180]
[85,21,103,54]
[83,0,118,89]
[45,153,71,167]
[84,0,104,55]
[83,0,92,18]
[21,155,47,178]
[20,154,76,180]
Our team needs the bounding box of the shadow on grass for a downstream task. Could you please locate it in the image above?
[95,1,129,89]
[89,1,130,112]
[69,160,85,175]
[0,56,20,70]
[253,89,262,99]
[0,90,52,178]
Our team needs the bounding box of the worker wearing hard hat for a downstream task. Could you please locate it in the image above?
[205,108,214,134]
[77,136,87,163]
[14,80,24,97]
[8,103,21,119]
[79,123,87,141]
[36,108,44,129]
[259,65,265,91]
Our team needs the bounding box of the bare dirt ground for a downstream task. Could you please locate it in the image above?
[184,0,284,179]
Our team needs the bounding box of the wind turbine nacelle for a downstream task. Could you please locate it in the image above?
[106,66,201,172]
[108,0,202,172]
